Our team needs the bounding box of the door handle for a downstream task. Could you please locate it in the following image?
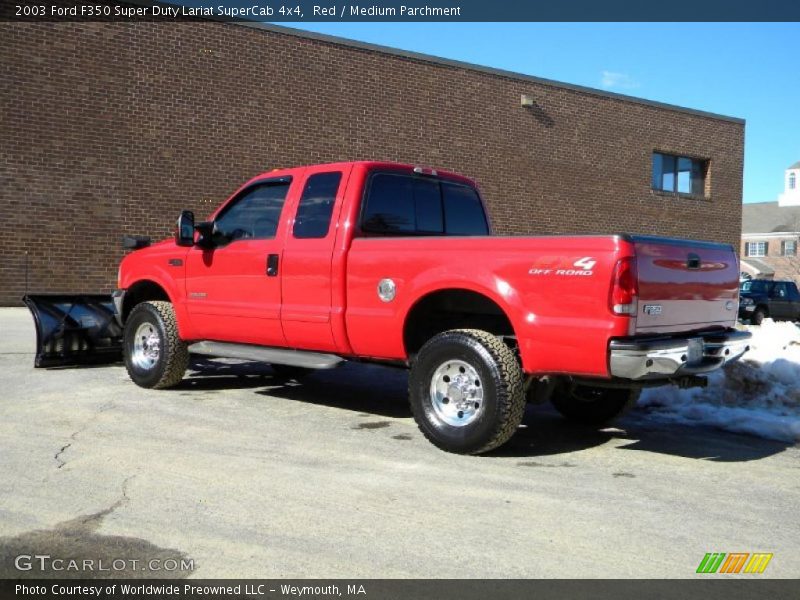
[267,254,279,277]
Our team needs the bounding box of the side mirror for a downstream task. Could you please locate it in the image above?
[195,221,216,248]
[176,211,195,247]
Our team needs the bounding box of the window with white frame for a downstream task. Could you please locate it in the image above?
[790,172,797,190]
[783,240,797,256]
[746,241,767,257]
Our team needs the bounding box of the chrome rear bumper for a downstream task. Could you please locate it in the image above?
[609,329,751,380]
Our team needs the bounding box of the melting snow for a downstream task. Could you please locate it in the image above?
[638,319,800,443]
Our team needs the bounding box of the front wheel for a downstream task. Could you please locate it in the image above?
[124,301,189,389]
[409,329,526,454]
[550,383,640,425]
[751,308,766,325]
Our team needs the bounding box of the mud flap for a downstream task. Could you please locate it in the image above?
[23,294,123,368]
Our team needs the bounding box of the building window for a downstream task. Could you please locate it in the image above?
[790,172,797,190]
[782,240,797,256]
[652,152,707,196]
[745,241,767,257]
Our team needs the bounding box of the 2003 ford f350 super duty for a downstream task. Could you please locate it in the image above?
[26,161,751,454]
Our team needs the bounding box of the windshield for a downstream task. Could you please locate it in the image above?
[740,280,770,294]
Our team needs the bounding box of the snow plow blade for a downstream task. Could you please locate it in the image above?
[23,294,123,368]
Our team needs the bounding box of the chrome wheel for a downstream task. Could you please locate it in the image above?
[131,322,161,371]
[429,359,484,427]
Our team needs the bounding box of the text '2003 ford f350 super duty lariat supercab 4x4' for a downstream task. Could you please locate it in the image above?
[27,161,752,454]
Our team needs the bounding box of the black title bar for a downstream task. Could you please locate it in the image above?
[3,0,800,21]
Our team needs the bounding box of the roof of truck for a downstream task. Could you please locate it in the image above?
[252,161,478,186]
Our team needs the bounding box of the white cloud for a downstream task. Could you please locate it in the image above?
[600,70,640,90]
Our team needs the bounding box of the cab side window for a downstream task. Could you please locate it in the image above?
[215,180,291,242]
[293,172,342,239]
[361,172,487,236]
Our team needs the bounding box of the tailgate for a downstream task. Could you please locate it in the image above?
[632,235,739,333]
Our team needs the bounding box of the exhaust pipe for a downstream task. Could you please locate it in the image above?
[23,294,123,367]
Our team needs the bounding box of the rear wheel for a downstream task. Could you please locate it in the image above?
[409,329,525,454]
[551,383,640,425]
[124,301,188,389]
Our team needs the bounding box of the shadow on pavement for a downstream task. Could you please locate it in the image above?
[176,357,793,461]
[613,415,792,462]
[487,408,622,458]
[254,363,411,419]
[169,356,283,390]
[177,357,411,418]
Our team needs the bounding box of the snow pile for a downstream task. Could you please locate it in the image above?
[638,319,800,443]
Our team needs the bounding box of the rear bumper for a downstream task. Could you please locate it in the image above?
[609,329,751,380]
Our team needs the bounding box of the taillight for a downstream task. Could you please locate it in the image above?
[610,257,638,315]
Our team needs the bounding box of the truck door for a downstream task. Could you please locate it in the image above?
[184,176,295,346]
[280,166,351,352]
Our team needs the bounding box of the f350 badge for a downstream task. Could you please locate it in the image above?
[643,304,663,316]
[529,257,596,277]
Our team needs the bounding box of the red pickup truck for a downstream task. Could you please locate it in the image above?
[29,161,752,454]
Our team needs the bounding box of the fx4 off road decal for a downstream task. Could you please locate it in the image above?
[529,256,596,277]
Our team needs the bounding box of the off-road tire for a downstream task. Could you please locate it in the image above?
[751,308,766,326]
[409,329,525,454]
[271,364,314,380]
[551,383,640,425]
[124,301,189,389]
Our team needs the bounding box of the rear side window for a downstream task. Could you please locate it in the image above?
[361,172,488,236]
[215,181,290,241]
[361,174,415,234]
[772,283,788,299]
[293,172,342,239]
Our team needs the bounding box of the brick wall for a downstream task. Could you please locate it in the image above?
[0,22,745,305]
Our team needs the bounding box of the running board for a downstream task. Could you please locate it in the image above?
[188,341,344,370]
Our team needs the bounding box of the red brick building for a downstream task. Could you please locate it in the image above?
[741,161,800,283]
[1,22,746,305]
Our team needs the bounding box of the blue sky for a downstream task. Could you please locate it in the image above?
[281,22,799,204]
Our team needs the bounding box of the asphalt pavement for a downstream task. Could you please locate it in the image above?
[0,307,797,578]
